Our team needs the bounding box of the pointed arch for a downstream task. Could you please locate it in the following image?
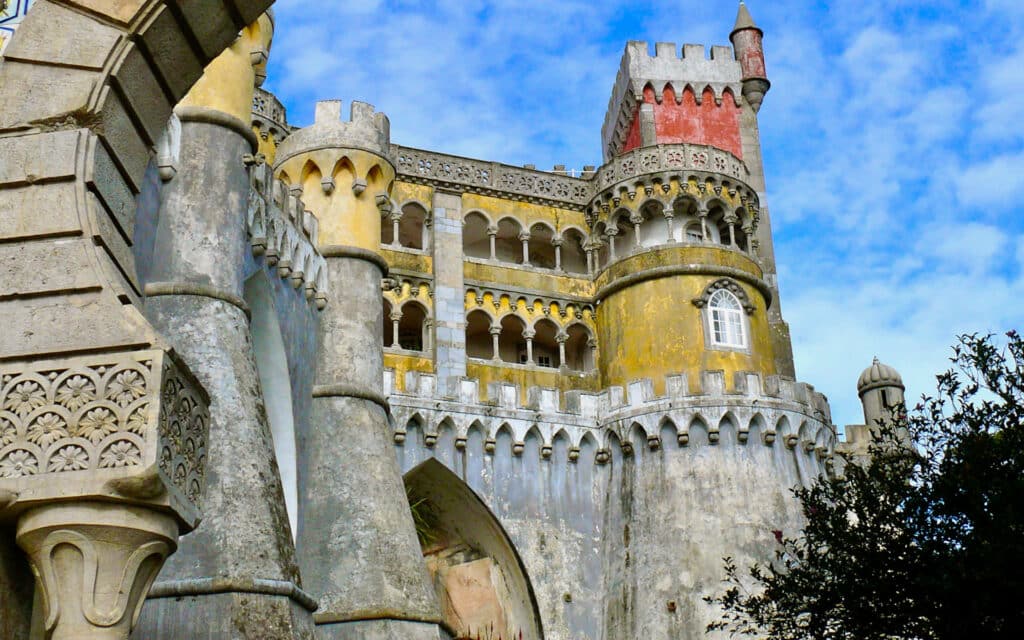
[404,459,545,639]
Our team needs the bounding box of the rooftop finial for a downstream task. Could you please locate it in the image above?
[734,1,758,33]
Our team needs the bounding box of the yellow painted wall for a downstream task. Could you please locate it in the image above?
[461,194,588,231]
[381,248,433,275]
[180,14,273,123]
[464,261,594,299]
[596,247,775,394]
[385,353,435,392]
[393,182,434,209]
[466,361,601,406]
[277,148,395,252]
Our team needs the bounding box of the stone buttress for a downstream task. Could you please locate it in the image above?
[275,102,448,639]
[133,15,318,639]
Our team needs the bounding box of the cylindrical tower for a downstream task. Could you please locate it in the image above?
[590,146,775,394]
[858,357,906,428]
[275,102,446,639]
[135,13,318,639]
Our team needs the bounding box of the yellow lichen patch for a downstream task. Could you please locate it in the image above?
[460,193,588,233]
[466,361,601,405]
[276,148,396,251]
[380,248,433,275]
[464,261,595,299]
[393,182,434,209]
[597,270,776,394]
[180,14,273,124]
[385,353,435,392]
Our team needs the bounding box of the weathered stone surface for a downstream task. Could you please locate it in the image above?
[0,239,101,299]
[2,0,122,69]
[17,502,179,640]
[0,348,210,528]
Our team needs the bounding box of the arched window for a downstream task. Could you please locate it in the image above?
[708,289,746,349]
[398,302,428,351]
[465,310,493,359]
[495,217,523,264]
[499,315,526,363]
[463,212,491,259]
[532,319,560,368]
[561,228,588,274]
[637,202,670,247]
[564,324,594,372]
[527,223,556,269]
[397,203,428,250]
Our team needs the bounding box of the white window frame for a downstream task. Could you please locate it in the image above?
[707,289,748,349]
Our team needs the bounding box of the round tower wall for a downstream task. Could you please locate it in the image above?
[595,245,777,393]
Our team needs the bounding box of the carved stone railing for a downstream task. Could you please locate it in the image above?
[0,348,210,639]
[392,145,593,210]
[252,86,291,141]
[249,161,328,309]
[596,143,749,188]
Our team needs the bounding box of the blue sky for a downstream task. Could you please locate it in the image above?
[265,0,1024,429]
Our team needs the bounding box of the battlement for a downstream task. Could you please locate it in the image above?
[386,368,830,423]
[275,99,391,166]
[602,41,745,161]
[247,161,328,309]
[386,368,836,466]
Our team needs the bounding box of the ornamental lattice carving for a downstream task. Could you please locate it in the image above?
[0,350,210,526]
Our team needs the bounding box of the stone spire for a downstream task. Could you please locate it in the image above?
[729,0,770,112]
[732,1,759,35]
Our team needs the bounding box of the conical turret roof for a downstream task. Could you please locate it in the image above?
[731,1,761,37]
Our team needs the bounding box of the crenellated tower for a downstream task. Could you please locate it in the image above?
[274,102,448,640]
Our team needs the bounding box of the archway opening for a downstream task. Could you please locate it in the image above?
[499,315,526,364]
[532,319,560,369]
[398,202,428,250]
[527,223,556,270]
[398,301,428,352]
[561,228,588,274]
[404,459,544,640]
[463,212,491,259]
[564,324,593,372]
[243,273,298,539]
[466,309,493,360]
[495,217,523,264]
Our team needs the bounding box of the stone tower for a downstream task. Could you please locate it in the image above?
[275,102,448,639]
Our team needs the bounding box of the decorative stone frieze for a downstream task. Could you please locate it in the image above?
[392,145,592,210]
[596,142,749,187]
[0,349,210,529]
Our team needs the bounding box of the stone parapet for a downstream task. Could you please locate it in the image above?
[0,349,210,531]
[252,87,291,141]
[386,368,835,462]
[602,41,745,159]
[392,145,592,210]
[276,100,391,166]
[248,162,328,309]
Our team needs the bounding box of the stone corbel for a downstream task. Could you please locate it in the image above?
[320,175,336,195]
[351,178,367,196]
[0,349,210,640]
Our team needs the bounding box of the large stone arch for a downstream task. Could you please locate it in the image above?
[0,2,275,636]
[404,459,545,640]
[0,0,274,361]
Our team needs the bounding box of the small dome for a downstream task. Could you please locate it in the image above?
[857,357,904,394]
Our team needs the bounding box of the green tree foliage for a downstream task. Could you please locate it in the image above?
[705,333,1024,639]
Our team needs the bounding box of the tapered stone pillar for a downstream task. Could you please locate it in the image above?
[276,102,447,639]
[133,14,317,639]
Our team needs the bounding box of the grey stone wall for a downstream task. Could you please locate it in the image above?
[389,370,834,640]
